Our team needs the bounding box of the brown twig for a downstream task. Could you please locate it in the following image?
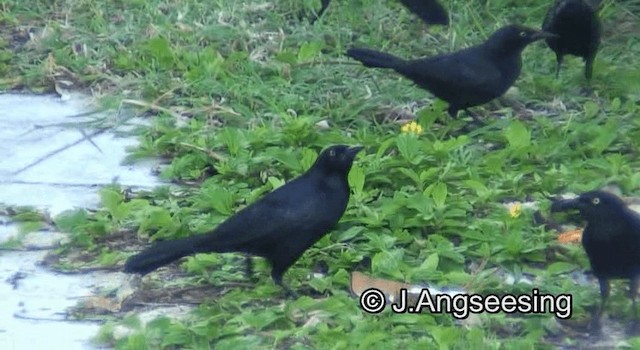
[178,142,227,162]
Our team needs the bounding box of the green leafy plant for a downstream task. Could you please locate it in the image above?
[4,0,640,348]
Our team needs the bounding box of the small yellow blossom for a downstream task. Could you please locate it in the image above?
[401,121,423,135]
[508,202,522,218]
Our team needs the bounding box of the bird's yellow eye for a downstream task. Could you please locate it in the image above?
[329,149,336,157]
[592,197,600,205]
[519,31,527,37]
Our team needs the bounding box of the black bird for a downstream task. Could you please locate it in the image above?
[542,0,601,81]
[310,0,330,24]
[310,0,448,25]
[551,191,640,333]
[346,25,555,117]
[124,145,363,295]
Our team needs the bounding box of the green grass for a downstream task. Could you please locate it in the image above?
[3,0,640,348]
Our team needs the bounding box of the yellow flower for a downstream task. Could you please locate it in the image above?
[508,202,522,218]
[401,121,423,135]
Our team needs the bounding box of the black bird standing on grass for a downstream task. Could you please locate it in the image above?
[124,145,363,295]
[551,191,640,333]
[310,0,448,25]
[542,0,601,81]
[346,25,555,117]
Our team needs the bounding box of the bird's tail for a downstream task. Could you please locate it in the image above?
[124,233,222,275]
[399,0,449,25]
[346,48,406,69]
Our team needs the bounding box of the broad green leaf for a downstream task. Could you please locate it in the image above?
[217,128,245,155]
[335,225,365,242]
[504,120,530,149]
[371,250,404,279]
[297,41,322,61]
[267,176,286,190]
[416,104,442,127]
[348,164,365,194]
[464,179,489,198]
[583,100,600,118]
[396,134,420,163]
[397,167,421,187]
[546,262,578,275]
[206,187,235,215]
[275,50,297,64]
[591,119,618,154]
[431,182,448,208]
[421,252,439,272]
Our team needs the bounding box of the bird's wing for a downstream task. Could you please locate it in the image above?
[407,51,503,94]
[584,209,640,260]
[624,209,640,245]
[542,0,562,30]
[204,177,326,247]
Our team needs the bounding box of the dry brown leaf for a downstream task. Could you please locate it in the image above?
[350,271,412,301]
[558,228,582,244]
[79,296,121,313]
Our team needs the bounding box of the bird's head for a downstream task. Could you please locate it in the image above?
[486,25,556,53]
[550,190,628,222]
[313,145,363,175]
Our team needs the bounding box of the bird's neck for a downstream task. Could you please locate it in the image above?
[484,42,526,61]
[483,43,524,75]
[309,169,350,193]
[587,213,632,237]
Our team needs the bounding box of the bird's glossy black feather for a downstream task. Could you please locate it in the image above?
[124,145,363,294]
[347,25,553,117]
[551,190,640,333]
[311,0,448,25]
[398,0,448,25]
[542,0,601,80]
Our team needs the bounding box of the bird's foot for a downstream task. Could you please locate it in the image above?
[579,86,594,97]
[282,285,299,299]
[464,109,486,125]
[306,12,320,24]
[274,275,299,299]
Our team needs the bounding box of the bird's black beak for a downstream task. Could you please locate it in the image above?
[532,30,558,40]
[346,145,364,159]
[550,197,583,213]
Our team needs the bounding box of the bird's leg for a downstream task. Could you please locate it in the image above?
[628,276,640,334]
[590,278,609,335]
[631,277,639,320]
[447,105,458,119]
[581,56,595,95]
[555,54,563,78]
[584,56,594,82]
[272,269,298,298]
[244,256,255,281]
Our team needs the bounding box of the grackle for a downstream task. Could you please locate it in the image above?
[310,0,448,25]
[310,0,330,24]
[124,145,363,295]
[542,0,601,81]
[551,191,640,333]
[346,25,554,117]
